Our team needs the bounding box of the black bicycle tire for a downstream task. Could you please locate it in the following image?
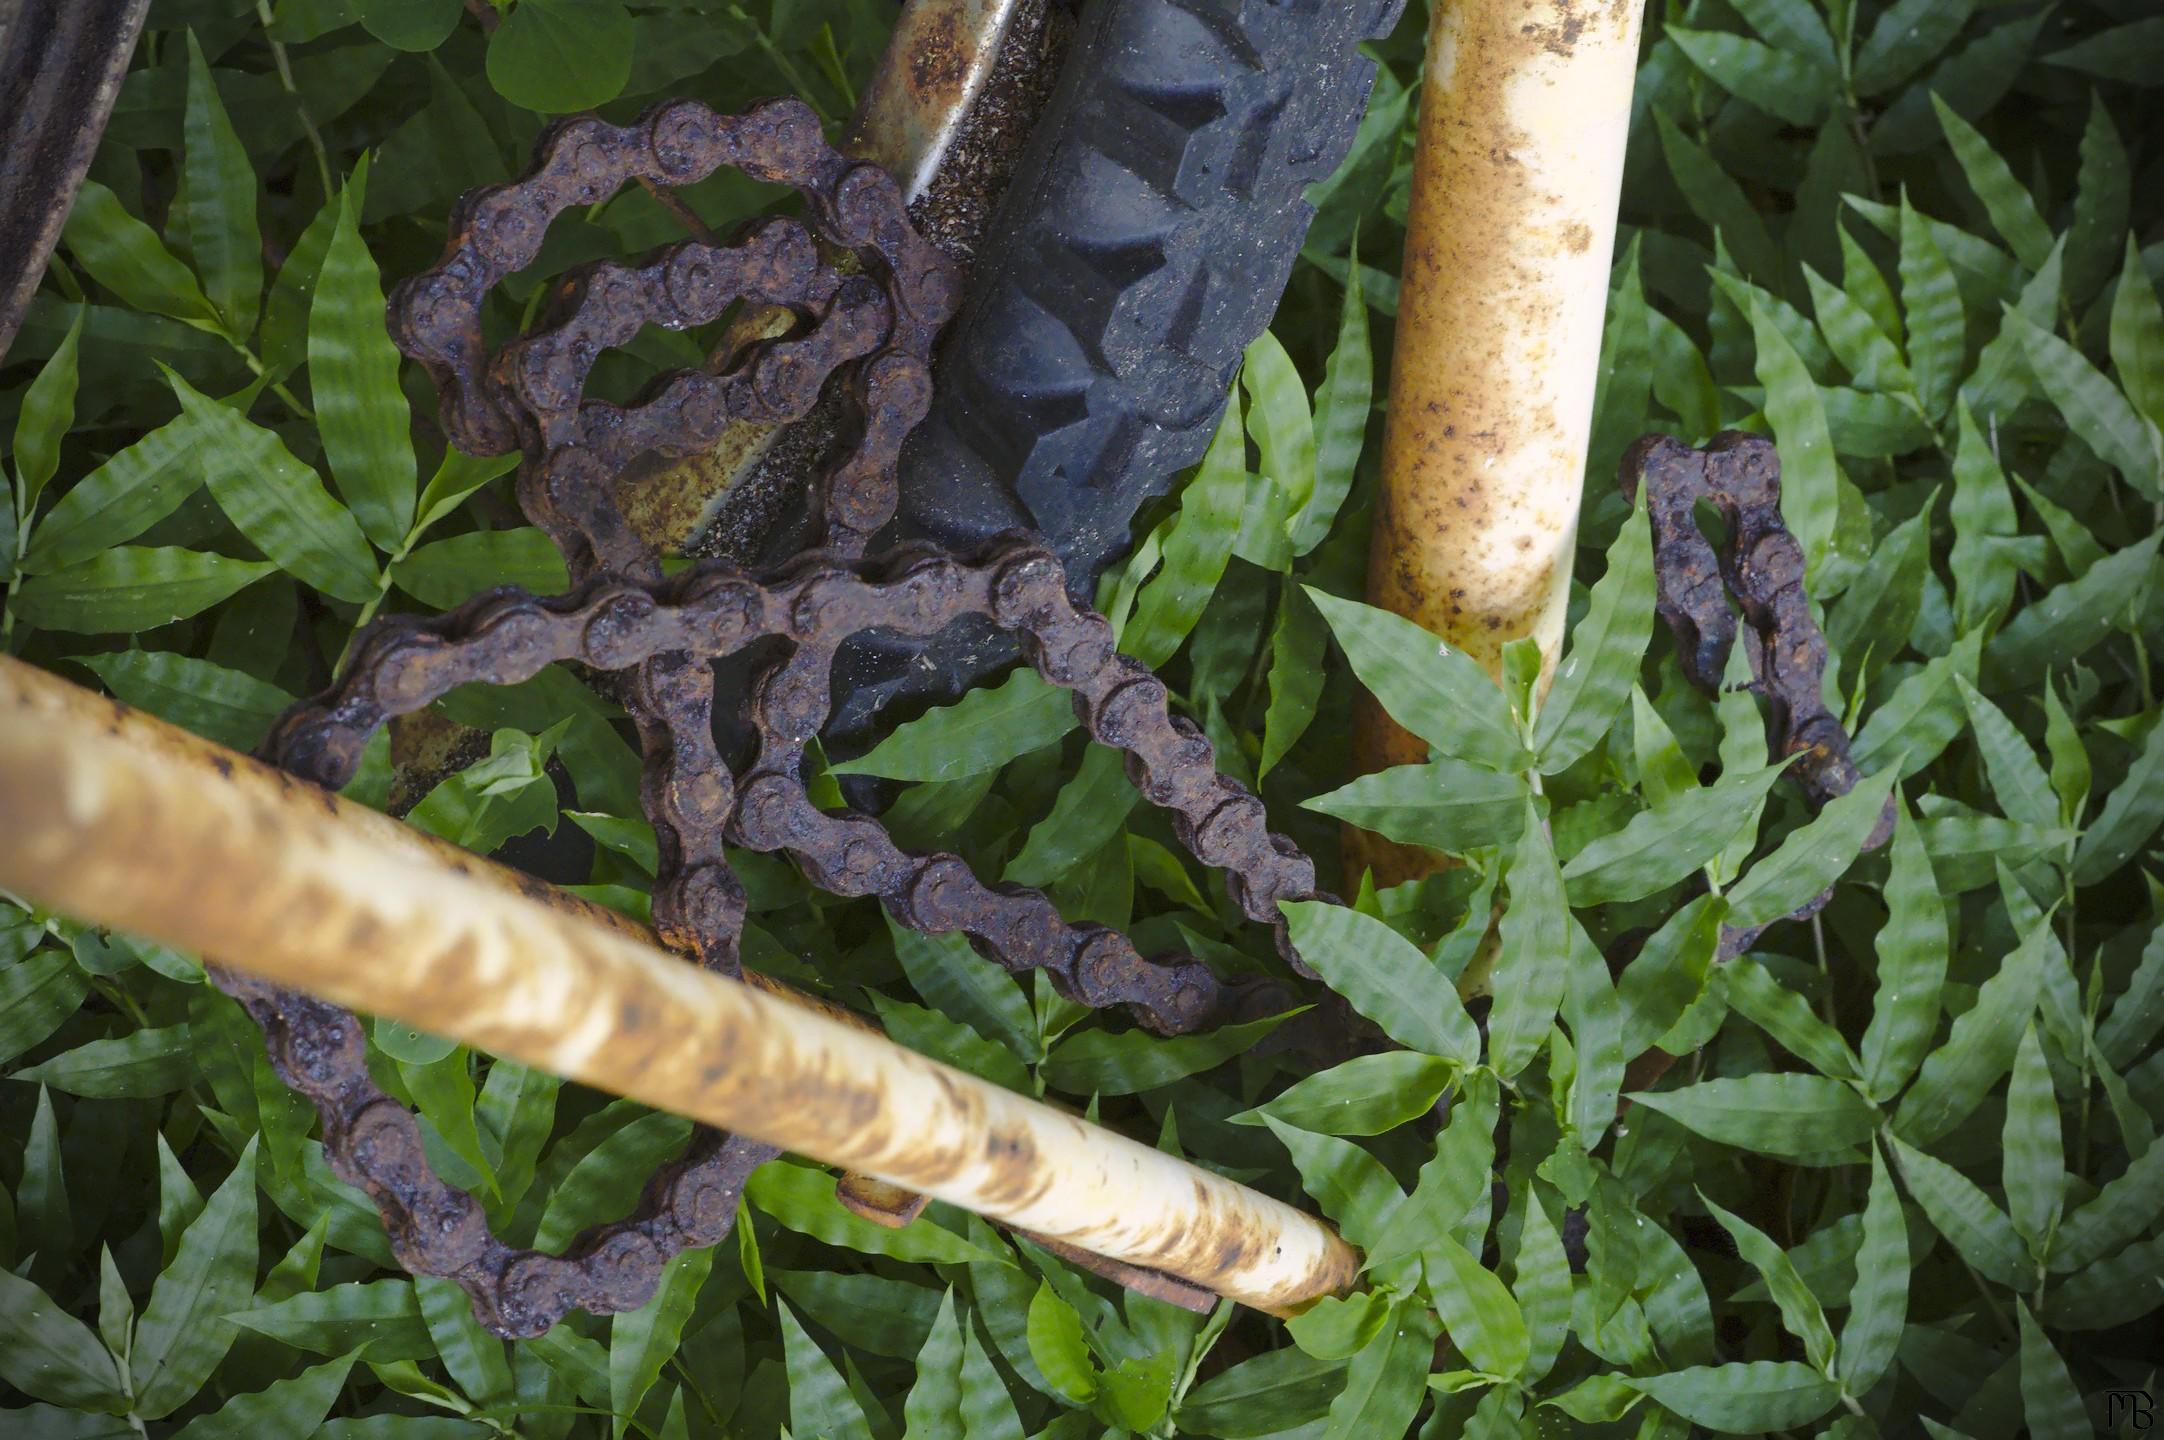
[823,0,1407,743]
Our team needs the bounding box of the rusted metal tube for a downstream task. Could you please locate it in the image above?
[1353,0,1644,880]
[0,657,1359,1313]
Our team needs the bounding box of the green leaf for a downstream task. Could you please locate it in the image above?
[2096,912,2164,1075]
[2007,308,2161,501]
[229,1280,431,1361]
[1363,1071,1498,1269]
[1840,220,1904,347]
[834,668,1075,782]
[1004,744,1138,886]
[1628,1073,1877,1158]
[2045,14,2164,80]
[1177,1346,1344,1438]
[1953,677,2055,829]
[263,161,369,377]
[1667,26,1831,125]
[1617,892,1724,1058]
[62,181,219,327]
[2051,1096,2164,1272]
[79,651,295,752]
[134,1138,260,1418]
[164,371,381,602]
[1724,958,1859,1079]
[901,1289,964,1440]
[778,1300,875,1440]
[1859,801,1950,1102]
[2042,678,2092,828]
[747,1162,998,1267]
[1234,1052,1454,1137]
[11,305,82,509]
[1535,504,1654,772]
[1292,257,1371,554]
[1319,1303,1436,1440]
[959,1320,1023,1440]
[1702,1192,1836,1373]
[1931,97,2054,272]
[1043,1010,1294,1097]
[886,917,1040,1062]
[2112,235,2164,432]
[1804,263,1912,395]
[1026,1281,1097,1404]
[14,1023,193,1098]
[182,32,263,336]
[1279,901,1478,1064]
[1513,1187,1571,1384]
[1260,582,1328,777]
[1888,1134,2026,1288]
[1263,1117,1402,1250]
[607,1247,710,1437]
[1895,904,2049,1144]
[1838,1147,1908,1396]
[1947,403,2020,630]
[392,528,565,610]
[2003,1024,2064,1253]
[1630,1361,1840,1432]
[0,949,90,1066]
[2017,1302,2090,1440]
[1988,532,2160,684]
[1562,763,1785,906]
[1302,757,1528,855]
[363,0,463,50]
[1242,331,1315,544]
[1305,589,1527,771]
[20,408,222,573]
[1126,388,1247,664]
[486,0,634,112]
[403,1049,494,1195]
[1750,298,1841,577]
[1488,807,1570,1076]
[2068,95,2131,305]
[0,1265,124,1410]
[1726,765,1898,928]
[413,1277,511,1408]
[1655,109,1779,282]
[311,187,417,550]
[2074,708,2164,888]
[170,1351,358,1440]
[1855,0,1978,94]
[1423,1236,1529,1379]
[1899,193,1967,421]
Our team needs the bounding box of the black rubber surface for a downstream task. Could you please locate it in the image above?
[824,0,1406,745]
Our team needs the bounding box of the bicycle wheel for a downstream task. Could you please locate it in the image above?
[823,0,1406,742]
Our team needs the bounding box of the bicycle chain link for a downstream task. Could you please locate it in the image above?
[215,97,1325,1337]
[1623,431,1895,957]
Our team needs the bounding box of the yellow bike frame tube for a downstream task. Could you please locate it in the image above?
[0,657,1358,1313]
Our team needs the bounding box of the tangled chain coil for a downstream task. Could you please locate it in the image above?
[215,97,1323,1337]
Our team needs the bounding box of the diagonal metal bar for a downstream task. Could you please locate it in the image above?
[0,654,1360,1316]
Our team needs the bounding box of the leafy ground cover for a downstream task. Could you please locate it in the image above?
[3,0,2163,1436]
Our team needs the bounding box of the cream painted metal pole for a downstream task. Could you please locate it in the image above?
[0,656,1358,1313]
[1353,0,1644,883]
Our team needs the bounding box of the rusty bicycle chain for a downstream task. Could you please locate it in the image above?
[1623,431,1895,959]
[215,97,1326,1337]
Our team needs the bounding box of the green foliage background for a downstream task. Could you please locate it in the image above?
[3,0,2163,1436]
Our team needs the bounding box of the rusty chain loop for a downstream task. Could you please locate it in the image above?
[1623,431,1895,957]
[214,97,1327,1337]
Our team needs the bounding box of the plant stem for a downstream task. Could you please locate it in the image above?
[228,335,314,421]
[254,1,336,202]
